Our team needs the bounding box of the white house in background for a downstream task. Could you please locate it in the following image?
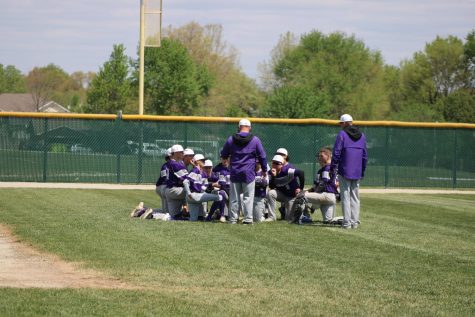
[0,93,70,113]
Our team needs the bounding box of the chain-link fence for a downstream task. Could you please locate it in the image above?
[1,113,474,188]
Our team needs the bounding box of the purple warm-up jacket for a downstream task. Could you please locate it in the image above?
[220,132,267,184]
[331,126,368,180]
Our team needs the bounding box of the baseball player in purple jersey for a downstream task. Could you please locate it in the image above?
[164,144,189,219]
[155,147,172,214]
[183,148,195,170]
[220,118,268,224]
[266,154,305,222]
[206,156,230,222]
[253,161,268,222]
[330,114,368,229]
[183,154,222,221]
[304,147,339,223]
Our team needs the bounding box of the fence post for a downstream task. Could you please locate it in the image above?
[384,126,389,188]
[137,121,144,184]
[452,129,457,189]
[115,112,122,184]
[184,122,188,148]
[42,118,48,182]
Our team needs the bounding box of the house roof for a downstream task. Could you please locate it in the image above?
[0,93,70,113]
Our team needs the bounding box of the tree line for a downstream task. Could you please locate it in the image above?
[1,22,474,122]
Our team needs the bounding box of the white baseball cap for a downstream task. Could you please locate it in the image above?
[238,118,251,127]
[276,148,288,156]
[171,144,184,153]
[272,155,285,164]
[339,114,353,122]
[204,159,213,167]
[165,147,172,157]
[183,148,194,156]
[193,154,205,161]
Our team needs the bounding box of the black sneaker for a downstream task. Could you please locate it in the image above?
[242,221,253,225]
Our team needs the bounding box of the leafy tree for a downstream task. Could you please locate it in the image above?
[270,31,389,119]
[383,65,404,114]
[85,44,131,114]
[26,64,69,111]
[465,30,475,89]
[0,64,26,93]
[131,38,211,115]
[165,22,263,116]
[258,32,298,92]
[441,89,475,123]
[261,86,330,118]
[395,35,472,121]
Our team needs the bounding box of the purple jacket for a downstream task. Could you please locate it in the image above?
[314,164,338,194]
[166,159,188,188]
[220,132,268,183]
[331,126,368,180]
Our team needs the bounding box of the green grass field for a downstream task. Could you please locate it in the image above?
[0,189,474,316]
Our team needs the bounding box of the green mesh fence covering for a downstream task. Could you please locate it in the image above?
[1,115,474,188]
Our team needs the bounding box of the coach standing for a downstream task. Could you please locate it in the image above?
[221,119,268,224]
[331,114,368,229]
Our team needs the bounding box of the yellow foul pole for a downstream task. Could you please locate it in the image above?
[139,0,145,115]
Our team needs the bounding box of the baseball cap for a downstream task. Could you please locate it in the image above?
[193,154,205,161]
[276,148,288,156]
[339,114,353,123]
[171,144,184,153]
[272,155,285,164]
[183,148,194,156]
[165,147,172,157]
[204,159,213,167]
[238,118,251,127]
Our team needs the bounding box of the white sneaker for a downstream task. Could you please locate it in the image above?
[264,217,275,222]
[219,216,227,223]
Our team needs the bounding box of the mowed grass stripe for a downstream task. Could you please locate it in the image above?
[0,189,474,316]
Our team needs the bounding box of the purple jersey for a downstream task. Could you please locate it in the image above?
[186,166,208,193]
[155,162,169,186]
[314,164,338,194]
[269,164,304,198]
[212,163,231,191]
[166,159,188,188]
[254,169,268,198]
[331,126,368,180]
[221,132,267,183]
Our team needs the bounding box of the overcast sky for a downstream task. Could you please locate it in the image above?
[1,0,474,81]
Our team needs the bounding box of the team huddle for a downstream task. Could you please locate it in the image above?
[131,115,367,229]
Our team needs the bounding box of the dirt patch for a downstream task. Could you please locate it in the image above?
[0,224,137,289]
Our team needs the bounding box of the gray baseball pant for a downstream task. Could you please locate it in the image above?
[304,192,336,222]
[339,176,360,228]
[229,181,255,223]
[165,187,186,217]
[266,189,295,221]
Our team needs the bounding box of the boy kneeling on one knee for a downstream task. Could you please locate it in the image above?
[304,147,339,223]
